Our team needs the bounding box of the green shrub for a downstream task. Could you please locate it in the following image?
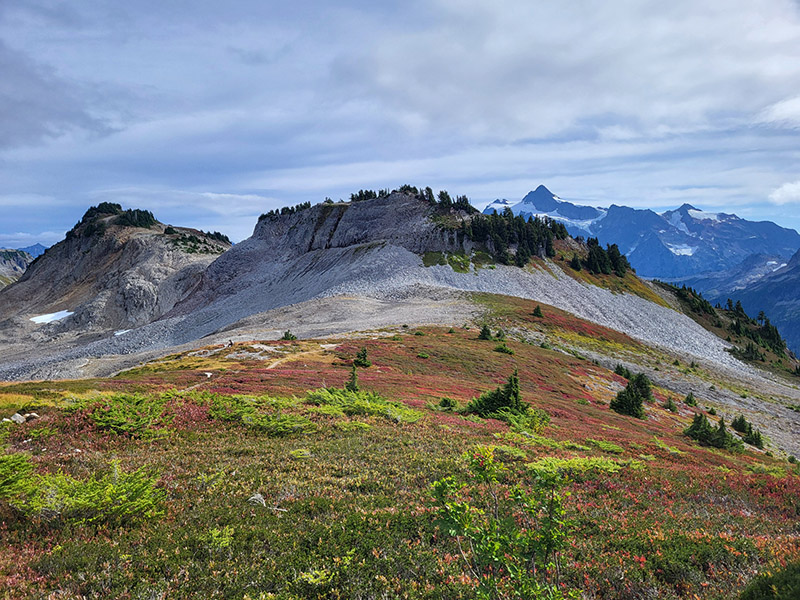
[244,413,315,437]
[663,397,678,412]
[0,452,36,501]
[533,305,544,318]
[493,406,550,435]
[614,364,632,379]
[431,446,577,599]
[467,369,524,418]
[90,394,167,437]
[304,388,422,424]
[478,324,492,340]
[494,343,514,355]
[353,347,371,368]
[685,392,697,406]
[417,352,429,359]
[587,439,624,454]
[281,330,297,341]
[610,374,650,420]
[25,461,165,526]
[413,331,425,336]
[437,397,460,411]
[527,456,625,476]
[741,562,800,600]
[685,414,743,451]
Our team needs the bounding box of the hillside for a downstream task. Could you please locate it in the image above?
[726,249,800,356]
[486,186,800,278]
[0,203,231,351]
[1,296,799,599]
[0,191,777,385]
[0,249,32,288]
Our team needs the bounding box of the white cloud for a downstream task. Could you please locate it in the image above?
[759,96,800,128]
[769,181,800,204]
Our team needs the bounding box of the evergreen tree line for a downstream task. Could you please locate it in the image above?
[676,285,717,317]
[461,208,568,266]
[259,201,312,221]
[67,203,157,239]
[685,413,743,451]
[570,238,630,276]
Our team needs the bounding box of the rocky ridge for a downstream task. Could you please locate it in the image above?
[0,203,231,347]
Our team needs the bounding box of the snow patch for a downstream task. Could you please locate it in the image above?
[687,209,720,222]
[665,243,697,256]
[114,329,131,336]
[30,310,73,324]
[666,211,691,234]
[773,263,787,272]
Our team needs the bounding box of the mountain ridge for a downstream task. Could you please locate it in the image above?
[484,186,800,278]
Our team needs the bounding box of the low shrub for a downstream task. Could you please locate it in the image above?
[494,343,514,355]
[741,562,800,600]
[587,439,624,454]
[304,388,422,424]
[90,393,167,437]
[26,461,165,526]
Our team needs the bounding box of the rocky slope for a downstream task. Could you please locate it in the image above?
[0,192,791,391]
[0,203,230,347]
[0,249,32,288]
[486,185,800,278]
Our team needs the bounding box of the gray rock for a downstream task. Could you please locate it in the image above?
[10,413,25,424]
[248,493,266,507]
[23,412,39,421]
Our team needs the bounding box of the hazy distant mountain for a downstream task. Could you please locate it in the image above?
[725,249,800,354]
[18,243,47,258]
[485,186,800,278]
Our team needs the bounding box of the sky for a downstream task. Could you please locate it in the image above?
[2,0,800,247]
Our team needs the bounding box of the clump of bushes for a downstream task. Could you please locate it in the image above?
[90,393,167,437]
[281,330,297,341]
[614,364,632,379]
[732,414,765,449]
[304,388,421,424]
[741,562,800,600]
[1,454,164,526]
[467,369,524,418]
[610,373,652,419]
[684,413,743,451]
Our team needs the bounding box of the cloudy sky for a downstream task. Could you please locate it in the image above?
[2,0,800,247]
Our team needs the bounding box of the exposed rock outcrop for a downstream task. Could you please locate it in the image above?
[0,249,33,288]
[0,203,231,344]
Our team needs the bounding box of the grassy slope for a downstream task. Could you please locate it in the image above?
[1,295,799,599]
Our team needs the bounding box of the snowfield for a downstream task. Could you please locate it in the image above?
[29,310,73,324]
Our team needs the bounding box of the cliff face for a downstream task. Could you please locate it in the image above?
[0,206,230,341]
[182,193,469,305]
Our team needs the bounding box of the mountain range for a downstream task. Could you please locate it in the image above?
[0,191,766,384]
[484,185,800,279]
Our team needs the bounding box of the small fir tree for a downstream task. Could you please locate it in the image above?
[354,347,371,368]
[533,305,544,318]
[478,324,492,340]
[345,364,359,392]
